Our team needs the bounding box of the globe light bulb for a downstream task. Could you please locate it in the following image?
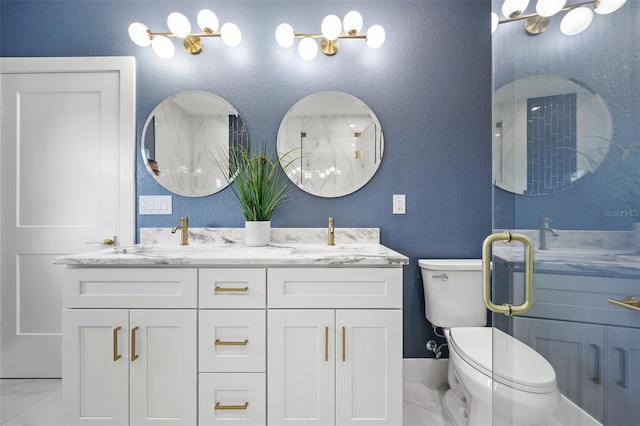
[594,0,627,14]
[197,9,219,33]
[491,12,499,33]
[366,25,385,49]
[128,22,151,47]
[151,35,175,59]
[560,6,593,35]
[502,0,530,18]
[298,37,318,60]
[321,15,342,41]
[536,0,567,17]
[167,12,191,38]
[275,23,295,48]
[220,22,241,47]
[343,11,363,35]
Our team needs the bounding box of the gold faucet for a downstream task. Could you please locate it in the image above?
[328,217,335,246]
[171,217,189,246]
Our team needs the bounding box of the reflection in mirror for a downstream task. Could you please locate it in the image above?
[493,75,612,195]
[142,91,248,197]
[277,91,384,198]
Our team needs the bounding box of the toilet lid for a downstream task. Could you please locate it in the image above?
[448,327,557,392]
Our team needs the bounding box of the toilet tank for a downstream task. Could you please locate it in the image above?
[419,259,487,328]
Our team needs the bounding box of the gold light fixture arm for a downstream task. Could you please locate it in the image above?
[482,231,535,316]
[498,0,599,24]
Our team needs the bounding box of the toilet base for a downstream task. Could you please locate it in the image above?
[443,389,469,426]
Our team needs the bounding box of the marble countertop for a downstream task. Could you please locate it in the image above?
[493,245,640,278]
[55,228,409,267]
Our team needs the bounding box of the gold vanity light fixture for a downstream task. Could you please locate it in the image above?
[275,11,385,60]
[492,0,627,36]
[128,9,241,59]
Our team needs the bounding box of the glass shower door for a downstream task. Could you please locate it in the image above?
[490,0,640,425]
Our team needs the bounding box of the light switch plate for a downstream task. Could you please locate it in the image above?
[139,195,172,215]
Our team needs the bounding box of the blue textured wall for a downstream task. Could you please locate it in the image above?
[492,0,640,231]
[0,0,493,358]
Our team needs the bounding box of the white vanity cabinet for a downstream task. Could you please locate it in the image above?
[59,245,407,426]
[508,272,640,426]
[266,268,403,426]
[62,268,198,426]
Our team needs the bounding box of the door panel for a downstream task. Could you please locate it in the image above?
[336,310,403,425]
[129,309,197,426]
[267,309,335,425]
[62,309,129,425]
[0,57,135,377]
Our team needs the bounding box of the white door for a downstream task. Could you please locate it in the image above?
[129,309,197,426]
[335,310,403,426]
[61,309,130,426]
[268,309,335,425]
[0,57,135,378]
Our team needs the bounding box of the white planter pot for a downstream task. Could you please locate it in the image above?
[245,221,271,247]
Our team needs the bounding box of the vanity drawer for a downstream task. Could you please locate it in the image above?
[63,268,197,308]
[267,268,403,309]
[199,373,266,426]
[199,269,266,309]
[199,310,265,372]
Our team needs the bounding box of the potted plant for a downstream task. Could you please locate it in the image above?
[219,143,299,246]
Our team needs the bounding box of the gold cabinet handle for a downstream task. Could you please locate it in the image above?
[325,326,329,362]
[342,326,346,362]
[608,296,640,313]
[131,326,139,361]
[215,402,249,410]
[113,326,122,361]
[482,231,535,316]
[215,286,249,293]
[215,339,249,346]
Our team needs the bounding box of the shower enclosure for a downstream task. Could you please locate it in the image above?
[490,0,639,424]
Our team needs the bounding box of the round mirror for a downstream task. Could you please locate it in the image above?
[493,75,612,195]
[142,91,248,197]
[277,91,384,198]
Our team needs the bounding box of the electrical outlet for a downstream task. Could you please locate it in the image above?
[393,194,406,214]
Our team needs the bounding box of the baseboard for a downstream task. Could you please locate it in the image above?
[403,358,448,386]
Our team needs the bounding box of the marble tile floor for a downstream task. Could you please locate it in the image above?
[1,379,451,426]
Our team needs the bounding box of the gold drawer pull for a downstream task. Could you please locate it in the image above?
[215,286,249,293]
[608,296,640,313]
[325,326,329,362]
[215,339,249,346]
[113,326,122,361]
[215,402,249,410]
[342,326,346,362]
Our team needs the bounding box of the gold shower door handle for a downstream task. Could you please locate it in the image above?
[482,231,535,316]
[113,326,122,361]
[131,326,139,361]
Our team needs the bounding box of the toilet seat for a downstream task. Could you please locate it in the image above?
[447,327,557,393]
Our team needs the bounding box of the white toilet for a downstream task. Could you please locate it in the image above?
[419,259,560,426]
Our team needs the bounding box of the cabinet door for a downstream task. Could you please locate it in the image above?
[129,310,197,426]
[512,317,605,423]
[62,309,129,425]
[606,326,640,426]
[268,310,335,425]
[336,310,403,426]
